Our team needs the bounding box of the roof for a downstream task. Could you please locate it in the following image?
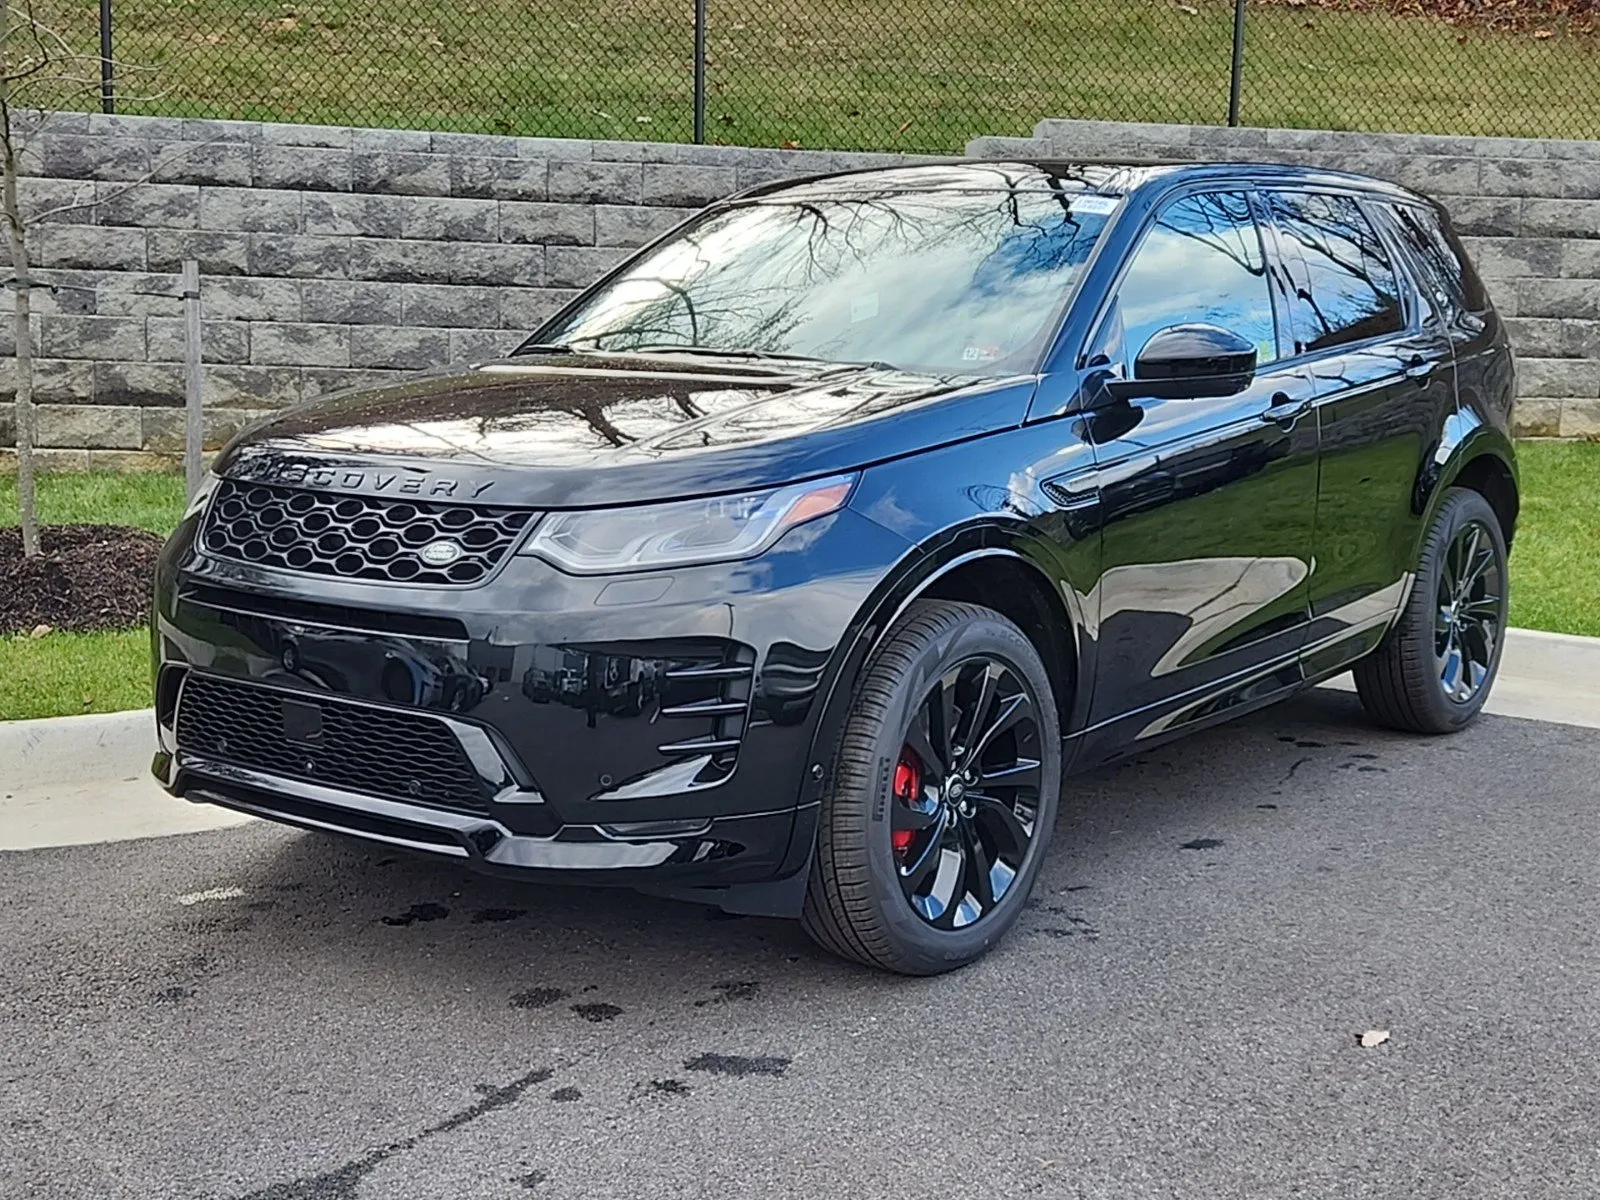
[734,158,1428,208]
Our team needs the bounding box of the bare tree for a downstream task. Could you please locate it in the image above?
[0,0,52,557]
[0,0,177,557]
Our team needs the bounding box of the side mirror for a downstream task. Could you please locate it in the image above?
[1108,323,1258,401]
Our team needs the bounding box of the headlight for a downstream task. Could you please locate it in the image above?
[519,474,857,574]
[182,471,221,522]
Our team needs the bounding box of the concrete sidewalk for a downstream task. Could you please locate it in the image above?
[5,626,1599,853]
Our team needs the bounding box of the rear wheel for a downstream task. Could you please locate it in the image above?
[801,600,1062,975]
[1354,487,1508,734]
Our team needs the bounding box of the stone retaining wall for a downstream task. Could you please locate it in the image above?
[2,113,1595,470]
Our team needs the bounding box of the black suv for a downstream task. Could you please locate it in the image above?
[153,161,1518,975]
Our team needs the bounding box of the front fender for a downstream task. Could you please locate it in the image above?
[1412,403,1519,556]
[794,519,1092,829]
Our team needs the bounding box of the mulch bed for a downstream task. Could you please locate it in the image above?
[1,525,165,635]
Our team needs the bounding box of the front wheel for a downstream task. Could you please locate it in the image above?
[801,600,1062,975]
[1354,487,1509,734]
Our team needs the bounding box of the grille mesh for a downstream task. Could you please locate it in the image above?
[176,674,490,812]
[202,479,533,585]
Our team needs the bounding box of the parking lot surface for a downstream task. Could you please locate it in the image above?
[4,687,1598,1199]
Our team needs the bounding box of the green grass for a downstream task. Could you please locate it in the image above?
[0,473,183,721]
[1507,442,1600,639]
[0,472,188,536]
[1,444,1597,719]
[0,630,153,721]
[27,0,1600,151]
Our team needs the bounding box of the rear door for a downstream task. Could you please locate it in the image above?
[1260,190,1457,677]
[1076,189,1319,749]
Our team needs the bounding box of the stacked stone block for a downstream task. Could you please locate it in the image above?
[3,112,1597,469]
[2,112,917,470]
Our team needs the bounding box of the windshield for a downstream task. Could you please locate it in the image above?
[528,187,1121,376]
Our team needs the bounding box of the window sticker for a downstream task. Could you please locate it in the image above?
[850,293,879,323]
[1071,195,1121,216]
[962,345,1002,362]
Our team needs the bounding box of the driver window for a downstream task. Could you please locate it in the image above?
[1095,192,1279,375]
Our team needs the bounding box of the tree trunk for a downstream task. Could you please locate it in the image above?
[1,0,41,558]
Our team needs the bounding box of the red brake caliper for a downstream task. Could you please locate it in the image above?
[891,750,922,858]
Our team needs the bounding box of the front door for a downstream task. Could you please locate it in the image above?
[1075,190,1320,754]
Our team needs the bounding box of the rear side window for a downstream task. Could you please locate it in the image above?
[1265,191,1407,354]
[1096,191,1279,371]
[1389,202,1488,312]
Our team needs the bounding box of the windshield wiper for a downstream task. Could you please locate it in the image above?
[511,342,580,355]
[623,344,899,372]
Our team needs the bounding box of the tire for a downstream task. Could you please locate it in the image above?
[1354,487,1509,735]
[801,600,1063,975]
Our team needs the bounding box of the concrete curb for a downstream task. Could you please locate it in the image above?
[3,709,155,792]
[5,627,1600,791]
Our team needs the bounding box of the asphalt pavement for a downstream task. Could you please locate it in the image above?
[4,687,1599,1199]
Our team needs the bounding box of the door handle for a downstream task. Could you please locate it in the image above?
[1260,393,1311,427]
[1405,356,1436,383]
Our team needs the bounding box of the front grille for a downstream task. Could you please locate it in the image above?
[176,674,490,812]
[202,479,534,585]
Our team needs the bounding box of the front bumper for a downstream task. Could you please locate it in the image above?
[151,502,907,908]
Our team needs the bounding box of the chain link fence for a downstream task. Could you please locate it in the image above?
[38,0,1600,149]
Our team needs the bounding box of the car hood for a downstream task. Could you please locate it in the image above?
[215,353,1037,508]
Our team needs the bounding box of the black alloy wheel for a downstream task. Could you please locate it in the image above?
[890,659,1043,929]
[802,599,1062,975]
[1435,519,1504,705]
[1355,487,1509,735]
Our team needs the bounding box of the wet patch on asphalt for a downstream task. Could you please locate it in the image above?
[380,903,449,927]
[684,1052,790,1078]
[640,1078,692,1098]
[472,908,526,924]
[230,1066,554,1200]
[571,1002,624,1023]
[510,987,568,1010]
[694,981,760,1007]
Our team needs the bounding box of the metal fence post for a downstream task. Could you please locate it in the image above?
[1228,0,1246,126]
[693,0,708,143]
[98,0,115,114]
[182,260,204,497]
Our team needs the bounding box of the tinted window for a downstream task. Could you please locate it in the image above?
[1266,192,1407,354]
[1098,192,1278,371]
[536,187,1118,376]
[1390,202,1487,312]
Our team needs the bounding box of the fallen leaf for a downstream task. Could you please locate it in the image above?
[1358,1030,1391,1048]
[29,623,52,639]
[781,139,802,150]
[1173,1,1198,13]
[896,118,914,135]
[1534,29,1553,39]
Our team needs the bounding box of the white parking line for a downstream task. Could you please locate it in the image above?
[175,885,248,906]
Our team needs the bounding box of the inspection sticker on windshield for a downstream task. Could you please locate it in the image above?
[1071,195,1121,215]
[963,345,1001,362]
[850,293,879,323]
